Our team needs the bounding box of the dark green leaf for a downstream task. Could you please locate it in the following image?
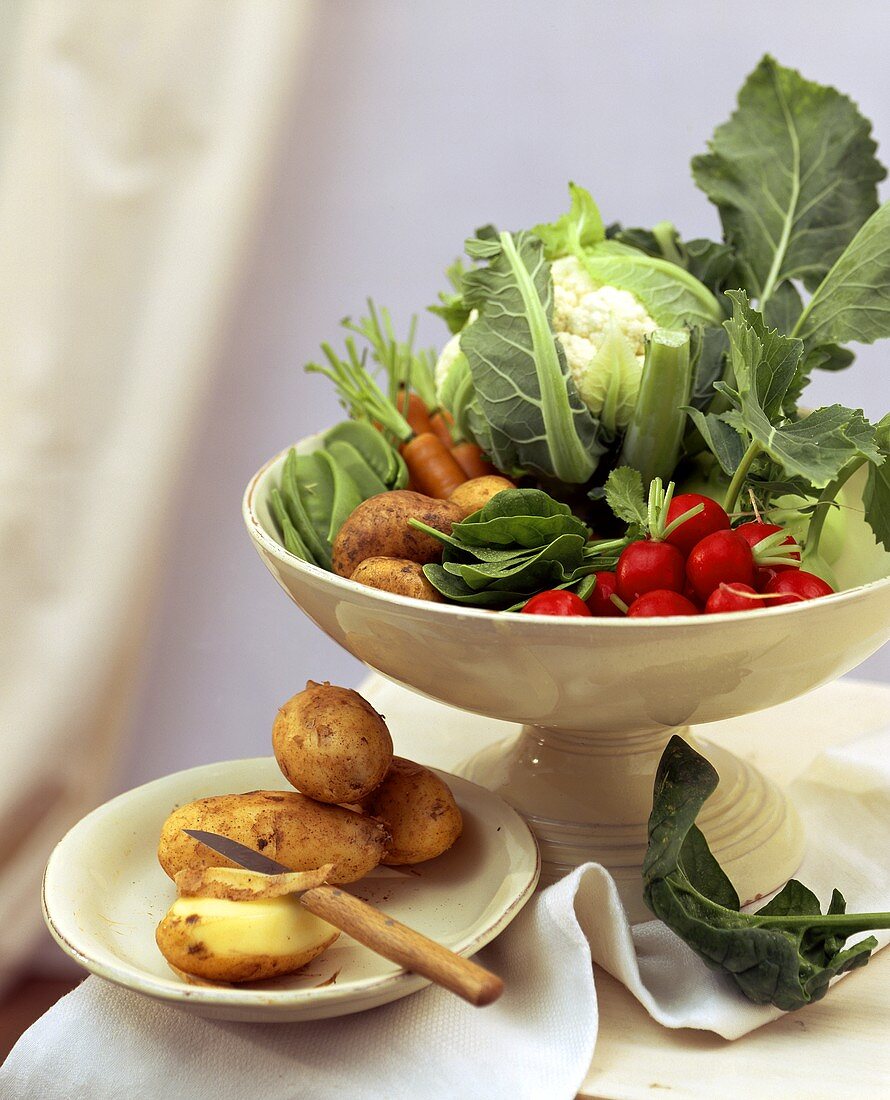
[863,414,890,550]
[453,488,590,547]
[684,409,748,475]
[762,281,803,335]
[693,55,884,303]
[643,736,890,1011]
[602,467,647,527]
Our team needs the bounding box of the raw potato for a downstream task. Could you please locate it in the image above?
[158,790,387,883]
[332,491,462,578]
[350,557,444,602]
[448,476,515,518]
[360,757,463,865]
[156,894,338,983]
[273,681,393,803]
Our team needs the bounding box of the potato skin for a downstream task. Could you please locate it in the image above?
[360,757,463,865]
[273,681,393,803]
[332,491,462,578]
[349,558,444,602]
[448,477,515,518]
[158,790,387,883]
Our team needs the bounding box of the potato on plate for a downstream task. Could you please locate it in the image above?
[273,680,393,803]
[158,790,387,884]
[360,757,463,865]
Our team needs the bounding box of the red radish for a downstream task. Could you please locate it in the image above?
[627,590,700,617]
[616,541,685,603]
[521,590,593,617]
[586,572,622,617]
[664,494,730,555]
[686,530,755,601]
[755,566,779,592]
[735,522,799,572]
[763,571,834,606]
[704,583,762,614]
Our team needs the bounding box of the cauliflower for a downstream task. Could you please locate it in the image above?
[550,255,656,432]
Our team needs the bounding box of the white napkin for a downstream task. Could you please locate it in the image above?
[4,695,889,1100]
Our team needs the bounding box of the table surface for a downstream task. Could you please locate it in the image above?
[363,676,890,1100]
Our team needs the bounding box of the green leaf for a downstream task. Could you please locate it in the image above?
[643,736,890,1011]
[684,409,748,476]
[441,533,589,592]
[536,185,723,328]
[693,55,885,305]
[721,293,880,487]
[793,202,890,346]
[602,467,647,527]
[461,230,604,483]
[452,488,589,547]
[533,180,606,255]
[429,257,472,334]
[762,281,803,335]
[863,414,890,551]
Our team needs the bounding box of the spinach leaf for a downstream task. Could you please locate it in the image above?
[460,228,604,483]
[792,202,890,347]
[451,488,589,547]
[693,55,885,307]
[643,736,890,1011]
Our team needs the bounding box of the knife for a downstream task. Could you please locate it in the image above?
[182,829,504,1006]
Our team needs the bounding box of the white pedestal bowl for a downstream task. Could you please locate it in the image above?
[244,445,890,920]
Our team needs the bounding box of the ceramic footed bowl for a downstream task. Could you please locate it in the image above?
[244,442,890,918]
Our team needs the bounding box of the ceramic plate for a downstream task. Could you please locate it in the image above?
[43,757,539,1022]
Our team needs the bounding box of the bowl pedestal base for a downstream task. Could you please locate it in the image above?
[459,723,804,922]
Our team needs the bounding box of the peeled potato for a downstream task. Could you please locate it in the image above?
[448,476,515,518]
[156,893,338,983]
[273,681,393,803]
[158,790,387,884]
[360,757,463,865]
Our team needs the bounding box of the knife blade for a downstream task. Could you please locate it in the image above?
[179,828,504,1006]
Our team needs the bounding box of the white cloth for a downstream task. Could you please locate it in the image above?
[0,0,311,986]
[3,684,889,1100]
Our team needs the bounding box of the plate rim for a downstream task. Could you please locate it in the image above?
[43,757,541,1012]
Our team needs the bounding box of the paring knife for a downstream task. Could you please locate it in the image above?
[182,829,504,1006]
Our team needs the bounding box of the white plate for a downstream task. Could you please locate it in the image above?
[43,757,540,1022]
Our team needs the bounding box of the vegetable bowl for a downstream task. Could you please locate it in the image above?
[244,441,890,920]
[243,55,890,918]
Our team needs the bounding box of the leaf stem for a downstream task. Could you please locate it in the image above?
[723,441,762,514]
[804,456,867,560]
[752,913,890,932]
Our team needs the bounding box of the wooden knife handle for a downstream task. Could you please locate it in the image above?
[300,885,504,1007]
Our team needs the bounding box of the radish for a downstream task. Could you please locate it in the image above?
[763,571,834,605]
[521,590,593,617]
[616,541,686,603]
[586,572,622,617]
[664,494,730,556]
[627,590,700,617]
[735,521,800,573]
[704,583,762,613]
[686,530,755,600]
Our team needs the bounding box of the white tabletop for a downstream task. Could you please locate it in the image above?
[361,676,890,1100]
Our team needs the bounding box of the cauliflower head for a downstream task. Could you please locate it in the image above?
[551,254,656,433]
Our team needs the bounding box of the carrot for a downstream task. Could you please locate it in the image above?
[450,441,499,480]
[430,409,455,446]
[396,390,433,437]
[400,432,467,499]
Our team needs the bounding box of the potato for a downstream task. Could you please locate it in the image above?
[360,757,463,865]
[349,557,444,602]
[158,790,387,883]
[332,491,462,578]
[273,681,393,803]
[448,476,515,518]
[156,893,338,983]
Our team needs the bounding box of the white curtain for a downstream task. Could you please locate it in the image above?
[0,0,312,988]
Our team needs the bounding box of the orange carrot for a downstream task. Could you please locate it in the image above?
[430,409,455,446]
[450,441,499,480]
[396,390,433,437]
[400,432,467,499]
